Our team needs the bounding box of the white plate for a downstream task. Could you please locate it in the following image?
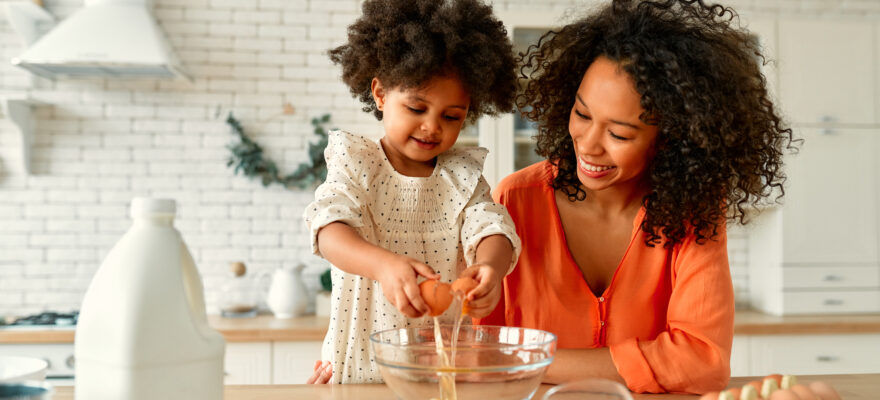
[0,356,48,383]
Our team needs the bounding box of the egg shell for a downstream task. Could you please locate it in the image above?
[762,377,780,399]
[419,280,453,316]
[740,384,759,400]
[718,390,737,400]
[451,277,479,296]
[765,374,783,386]
[746,380,763,394]
[808,381,841,400]
[790,384,820,400]
[699,391,720,400]
[781,375,798,389]
[725,387,742,399]
[770,388,802,400]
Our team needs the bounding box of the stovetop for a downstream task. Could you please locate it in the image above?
[0,311,78,330]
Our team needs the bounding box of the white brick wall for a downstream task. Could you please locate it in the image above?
[0,0,871,316]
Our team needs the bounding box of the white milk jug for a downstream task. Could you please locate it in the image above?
[266,263,309,319]
[75,198,225,400]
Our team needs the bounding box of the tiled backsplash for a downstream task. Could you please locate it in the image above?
[1,0,875,316]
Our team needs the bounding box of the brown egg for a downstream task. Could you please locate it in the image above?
[699,391,720,400]
[740,384,759,400]
[725,387,742,399]
[761,377,780,399]
[765,374,783,386]
[717,390,737,400]
[808,381,841,400]
[419,280,453,316]
[790,384,820,400]
[770,388,802,400]
[746,380,763,394]
[451,277,479,296]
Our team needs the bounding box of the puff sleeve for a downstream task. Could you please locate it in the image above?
[303,130,370,256]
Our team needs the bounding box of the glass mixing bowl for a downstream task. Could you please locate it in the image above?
[370,325,557,400]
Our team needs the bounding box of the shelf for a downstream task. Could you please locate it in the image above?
[0,94,45,174]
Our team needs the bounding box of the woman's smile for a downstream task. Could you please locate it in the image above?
[578,157,616,178]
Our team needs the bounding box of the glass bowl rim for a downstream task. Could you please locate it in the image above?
[368,324,558,348]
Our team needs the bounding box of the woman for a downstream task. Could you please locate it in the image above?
[478,0,795,394]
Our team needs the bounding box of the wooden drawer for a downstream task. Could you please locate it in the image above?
[783,266,879,289]
[749,334,880,375]
[781,290,880,314]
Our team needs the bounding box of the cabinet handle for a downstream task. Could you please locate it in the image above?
[823,299,845,306]
[41,357,52,369]
[65,355,75,369]
[822,275,844,282]
[816,355,839,362]
[820,116,835,135]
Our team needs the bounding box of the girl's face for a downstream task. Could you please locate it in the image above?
[371,75,470,177]
[568,56,659,194]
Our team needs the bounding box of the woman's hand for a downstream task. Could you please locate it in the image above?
[457,263,503,318]
[306,360,333,384]
[375,254,440,318]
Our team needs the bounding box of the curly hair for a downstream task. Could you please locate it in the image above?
[329,0,517,123]
[518,0,796,247]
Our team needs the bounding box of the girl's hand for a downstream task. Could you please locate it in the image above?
[306,360,332,384]
[457,264,503,318]
[376,254,440,318]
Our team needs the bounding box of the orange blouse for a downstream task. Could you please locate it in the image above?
[478,161,734,394]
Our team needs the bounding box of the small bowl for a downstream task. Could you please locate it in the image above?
[541,378,633,400]
[0,381,53,400]
[371,325,557,400]
[0,357,48,383]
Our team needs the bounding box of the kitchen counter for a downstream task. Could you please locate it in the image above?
[0,314,329,343]
[4,310,880,343]
[50,374,880,399]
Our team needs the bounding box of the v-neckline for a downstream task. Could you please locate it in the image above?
[548,186,646,299]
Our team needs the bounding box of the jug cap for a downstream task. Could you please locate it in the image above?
[130,198,176,219]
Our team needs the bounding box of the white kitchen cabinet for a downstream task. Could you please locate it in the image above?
[778,18,875,125]
[732,333,880,376]
[748,334,880,376]
[748,129,880,315]
[224,340,322,384]
[224,342,272,384]
[730,336,751,377]
[779,129,878,264]
[272,341,323,384]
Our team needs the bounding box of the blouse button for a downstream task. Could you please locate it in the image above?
[598,296,605,302]
[600,321,605,327]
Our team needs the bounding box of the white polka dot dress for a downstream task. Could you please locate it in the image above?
[303,130,521,384]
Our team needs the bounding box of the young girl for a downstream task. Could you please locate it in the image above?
[303,0,521,384]
[478,0,795,394]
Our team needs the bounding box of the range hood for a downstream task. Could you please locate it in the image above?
[11,0,190,80]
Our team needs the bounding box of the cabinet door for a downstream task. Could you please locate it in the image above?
[778,18,875,125]
[224,342,271,384]
[730,336,751,377]
[749,334,880,375]
[781,129,878,264]
[272,341,323,384]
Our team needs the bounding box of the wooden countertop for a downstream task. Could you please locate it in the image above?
[3,310,880,344]
[0,314,330,344]
[49,374,880,399]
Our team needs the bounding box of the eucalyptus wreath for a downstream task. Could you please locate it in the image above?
[226,113,333,189]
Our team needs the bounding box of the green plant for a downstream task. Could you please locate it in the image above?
[320,268,332,292]
[226,113,333,189]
